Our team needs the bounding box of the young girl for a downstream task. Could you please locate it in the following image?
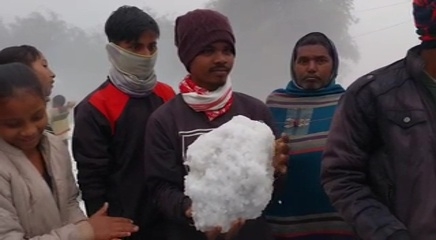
[0,63,138,239]
[0,45,57,134]
[0,45,55,98]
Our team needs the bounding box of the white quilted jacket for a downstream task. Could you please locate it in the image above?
[0,133,93,240]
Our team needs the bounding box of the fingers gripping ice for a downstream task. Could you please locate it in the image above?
[184,115,275,232]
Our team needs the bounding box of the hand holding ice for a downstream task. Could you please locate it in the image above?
[184,115,275,232]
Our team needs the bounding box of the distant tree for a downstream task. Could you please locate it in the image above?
[0,10,181,101]
[148,9,185,88]
[0,12,106,100]
[0,2,358,100]
[0,20,12,47]
[208,0,358,99]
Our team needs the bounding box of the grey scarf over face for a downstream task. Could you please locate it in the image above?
[106,43,157,97]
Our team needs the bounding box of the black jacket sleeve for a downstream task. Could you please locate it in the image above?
[144,114,190,224]
[72,101,112,216]
[321,87,408,240]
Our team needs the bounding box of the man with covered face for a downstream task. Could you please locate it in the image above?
[264,32,354,240]
[322,0,436,239]
[72,5,175,239]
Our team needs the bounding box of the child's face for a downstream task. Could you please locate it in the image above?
[0,90,47,151]
[31,53,55,97]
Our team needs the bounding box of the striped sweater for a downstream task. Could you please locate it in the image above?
[264,91,355,240]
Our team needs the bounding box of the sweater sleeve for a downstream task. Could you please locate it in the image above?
[144,114,191,224]
[72,101,112,216]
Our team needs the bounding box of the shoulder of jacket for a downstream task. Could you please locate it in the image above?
[156,81,175,90]
[44,134,72,173]
[154,82,176,102]
[234,92,266,106]
[0,152,16,180]
[347,58,408,96]
[75,83,128,125]
[45,133,65,148]
[149,94,181,121]
[45,134,68,156]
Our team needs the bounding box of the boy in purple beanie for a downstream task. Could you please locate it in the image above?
[144,9,289,240]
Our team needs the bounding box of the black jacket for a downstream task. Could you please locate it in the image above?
[72,80,175,239]
[322,46,436,240]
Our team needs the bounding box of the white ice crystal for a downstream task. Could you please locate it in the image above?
[184,115,275,233]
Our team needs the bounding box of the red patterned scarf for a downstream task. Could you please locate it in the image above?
[179,75,233,121]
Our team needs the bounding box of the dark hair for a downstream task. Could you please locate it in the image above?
[0,63,44,101]
[105,6,160,44]
[291,32,339,80]
[0,45,41,66]
[52,94,66,107]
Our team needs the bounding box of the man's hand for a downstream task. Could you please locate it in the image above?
[185,206,245,240]
[224,219,245,240]
[205,219,245,240]
[273,134,289,175]
[185,207,193,218]
[66,101,76,108]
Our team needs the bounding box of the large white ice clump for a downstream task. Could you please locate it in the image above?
[184,115,275,233]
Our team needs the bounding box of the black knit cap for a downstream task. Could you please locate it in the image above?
[413,0,436,48]
[174,9,235,71]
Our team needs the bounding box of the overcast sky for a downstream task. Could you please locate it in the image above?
[0,0,419,85]
[1,0,208,28]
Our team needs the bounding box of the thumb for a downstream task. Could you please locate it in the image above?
[94,202,108,216]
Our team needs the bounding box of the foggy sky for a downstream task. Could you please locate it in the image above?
[0,0,420,88]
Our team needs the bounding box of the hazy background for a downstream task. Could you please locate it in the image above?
[0,0,418,102]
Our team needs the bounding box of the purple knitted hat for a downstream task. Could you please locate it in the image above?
[175,9,235,70]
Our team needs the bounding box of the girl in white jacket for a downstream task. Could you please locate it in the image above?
[0,63,138,240]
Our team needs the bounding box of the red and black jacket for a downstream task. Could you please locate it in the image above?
[72,79,174,236]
